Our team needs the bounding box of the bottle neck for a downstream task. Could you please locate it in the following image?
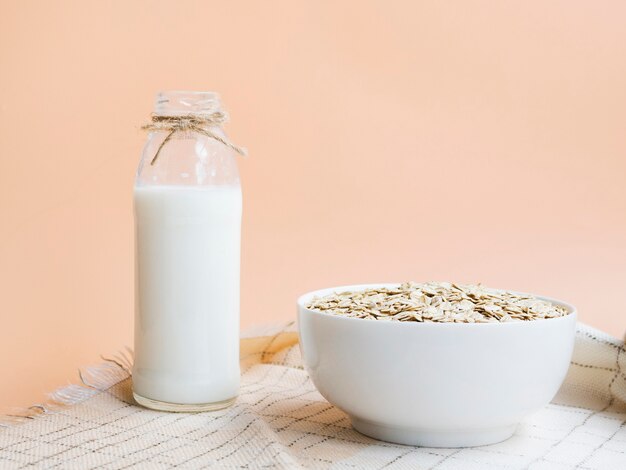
[154,91,222,116]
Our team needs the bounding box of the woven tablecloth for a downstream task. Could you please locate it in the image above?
[1,322,625,469]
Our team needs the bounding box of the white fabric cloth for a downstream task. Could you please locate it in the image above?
[0,322,625,469]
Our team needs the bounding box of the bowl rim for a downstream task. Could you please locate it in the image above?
[297,283,577,327]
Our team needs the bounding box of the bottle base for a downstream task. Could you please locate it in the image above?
[133,392,236,412]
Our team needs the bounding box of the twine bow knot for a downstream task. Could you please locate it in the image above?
[142,112,247,165]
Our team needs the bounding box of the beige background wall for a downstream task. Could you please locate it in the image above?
[1,1,625,408]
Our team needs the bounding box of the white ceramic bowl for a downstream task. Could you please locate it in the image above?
[297,284,577,447]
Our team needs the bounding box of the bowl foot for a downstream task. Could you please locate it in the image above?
[351,417,517,447]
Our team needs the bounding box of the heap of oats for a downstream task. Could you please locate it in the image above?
[306,282,569,323]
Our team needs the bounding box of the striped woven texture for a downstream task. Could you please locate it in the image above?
[0,323,625,469]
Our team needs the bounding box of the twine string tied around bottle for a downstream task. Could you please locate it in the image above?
[142,112,248,165]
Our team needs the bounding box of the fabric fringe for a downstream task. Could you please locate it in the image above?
[0,349,133,427]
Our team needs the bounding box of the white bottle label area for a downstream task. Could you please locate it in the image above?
[133,185,242,405]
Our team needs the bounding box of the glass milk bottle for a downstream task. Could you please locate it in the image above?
[133,91,244,412]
